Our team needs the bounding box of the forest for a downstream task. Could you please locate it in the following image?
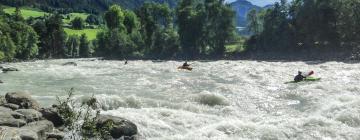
[246,0,360,58]
[1,0,360,61]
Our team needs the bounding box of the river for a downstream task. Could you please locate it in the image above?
[0,59,359,139]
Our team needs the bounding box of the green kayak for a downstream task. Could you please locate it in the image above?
[285,77,321,84]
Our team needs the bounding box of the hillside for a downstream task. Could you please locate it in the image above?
[230,0,261,27]
[0,0,177,14]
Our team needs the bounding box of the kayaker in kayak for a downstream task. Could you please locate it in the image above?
[182,61,190,67]
[294,71,306,82]
[294,71,315,82]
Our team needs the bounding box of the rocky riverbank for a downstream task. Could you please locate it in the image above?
[0,92,138,140]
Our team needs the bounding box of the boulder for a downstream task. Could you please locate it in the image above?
[2,67,19,72]
[16,109,43,123]
[2,103,20,110]
[18,129,39,140]
[0,106,26,127]
[0,95,6,105]
[0,126,22,140]
[21,120,54,139]
[40,107,64,127]
[46,129,64,140]
[97,115,138,139]
[62,62,77,66]
[5,92,40,110]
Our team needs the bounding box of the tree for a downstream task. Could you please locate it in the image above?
[124,10,140,34]
[247,9,260,34]
[71,17,85,29]
[85,14,101,25]
[79,34,90,57]
[104,5,125,30]
[137,3,175,57]
[44,13,67,58]
[13,7,24,21]
[10,22,39,59]
[0,33,16,61]
[66,35,79,57]
[176,0,205,57]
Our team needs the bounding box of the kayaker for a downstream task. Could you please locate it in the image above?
[294,71,305,82]
[182,61,190,67]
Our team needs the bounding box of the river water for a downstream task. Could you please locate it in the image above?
[0,59,360,140]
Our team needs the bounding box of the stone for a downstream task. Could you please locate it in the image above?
[62,62,77,66]
[0,126,22,140]
[16,109,43,122]
[40,107,64,127]
[46,130,64,140]
[97,115,138,139]
[22,120,54,139]
[18,129,39,140]
[2,103,20,110]
[2,67,19,72]
[0,107,26,127]
[0,95,6,105]
[5,91,40,110]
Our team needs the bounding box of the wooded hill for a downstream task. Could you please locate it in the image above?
[0,0,178,14]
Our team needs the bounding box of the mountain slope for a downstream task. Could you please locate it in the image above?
[0,0,177,13]
[230,0,261,27]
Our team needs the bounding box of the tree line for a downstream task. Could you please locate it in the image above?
[246,0,360,56]
[0,0,236,61]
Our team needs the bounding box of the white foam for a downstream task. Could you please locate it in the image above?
[1,59,360,139]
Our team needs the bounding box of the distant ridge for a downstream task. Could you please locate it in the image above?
[229,0,261,27]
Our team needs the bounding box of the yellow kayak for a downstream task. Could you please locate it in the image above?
[178,66,193,71]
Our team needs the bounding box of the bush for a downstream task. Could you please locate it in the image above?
[71,17,85,30]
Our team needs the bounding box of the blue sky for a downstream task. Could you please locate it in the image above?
[226,0,279,7]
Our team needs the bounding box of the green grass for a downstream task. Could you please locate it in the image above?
[63,13,89,24]
[64,28,101,40]
[3,7,48,19]
[225,43,245,53]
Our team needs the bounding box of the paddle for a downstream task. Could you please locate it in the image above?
[304,71,314,77]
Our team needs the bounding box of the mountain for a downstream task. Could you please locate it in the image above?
[230,0,261,27]
[0,0,177,14]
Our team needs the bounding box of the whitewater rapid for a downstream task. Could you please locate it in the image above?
[1,59,360,140]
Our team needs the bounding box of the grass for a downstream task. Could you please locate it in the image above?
[3,7,48,19]
[64,28,101,40]
[3,7,99,40]
[225,43,246,54]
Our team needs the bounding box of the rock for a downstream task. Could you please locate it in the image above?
[62,62,77,66]
[5,91,40,110]
[0,113,26,127]
[16,109,43,123]
[40,107,64,127]
[97,115,138,139]
[18,129,39,140]
[0,126,22,140]
[2,103,20,110]
[0,95,6,105]
[21,120,54,139]
[2,67,19,72]
[46,129,64,140]
[0,80,3,83]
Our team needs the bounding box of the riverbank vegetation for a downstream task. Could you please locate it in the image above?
[1,0,360,61]
[0,0,237,61]
[245,0,360,58]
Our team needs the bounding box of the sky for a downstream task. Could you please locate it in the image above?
[226,0,279,7]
